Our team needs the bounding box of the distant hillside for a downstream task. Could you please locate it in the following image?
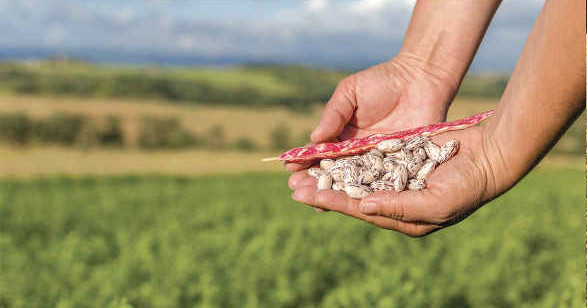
[0,61,508,110]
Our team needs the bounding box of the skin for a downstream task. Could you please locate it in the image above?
[288,0,585,236]
[284,0,502,173]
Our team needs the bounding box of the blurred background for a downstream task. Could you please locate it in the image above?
[0,1,584,307]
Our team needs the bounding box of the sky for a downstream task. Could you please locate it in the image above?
[0,0,545,72]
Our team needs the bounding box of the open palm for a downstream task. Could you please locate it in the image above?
[286,56,459,172]
[288,126,506,237]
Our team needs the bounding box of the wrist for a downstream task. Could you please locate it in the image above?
[478,121,529,201]
[392,52,464,96]
[381,55,461,116]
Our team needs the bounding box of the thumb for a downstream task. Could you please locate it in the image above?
[358,190,446,224]
[310,80,356,143]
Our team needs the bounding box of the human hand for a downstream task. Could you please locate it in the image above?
[288,125,513,237]
[285,55,460,172]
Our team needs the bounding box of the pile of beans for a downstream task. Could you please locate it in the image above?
[307,136,459,199]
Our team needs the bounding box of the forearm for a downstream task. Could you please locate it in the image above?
[398,0,502,88]
[485,0,585,192]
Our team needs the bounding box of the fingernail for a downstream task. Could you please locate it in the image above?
[360,202,378,215]
[314,208,325,212]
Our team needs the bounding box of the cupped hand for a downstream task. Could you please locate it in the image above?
[288,125,510,237]
[285,55,460,172]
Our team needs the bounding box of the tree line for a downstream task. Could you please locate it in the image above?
[0,62,509,112]
[0,111,309,152]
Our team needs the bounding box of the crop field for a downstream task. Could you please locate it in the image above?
[0,167,583,307]
[0,63,584,307]
[0,93,499,148]
[0,147,284,177]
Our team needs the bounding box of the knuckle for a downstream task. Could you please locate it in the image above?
[338,76,354,89]
[381,197,405,221]
[343,196,356,213]
[314,191,330,206]
[288,174,301,189]
[362,215,378,225]
[434,208,457,225]
[334,77,356,100]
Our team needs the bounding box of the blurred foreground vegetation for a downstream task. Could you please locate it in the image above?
[0,168,583,307]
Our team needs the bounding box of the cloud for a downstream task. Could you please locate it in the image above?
[304,0,327,13]
[0,0,545,71]
[349,0,402,15]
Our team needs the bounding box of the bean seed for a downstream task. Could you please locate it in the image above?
[370,180,394,191]
[412,147,427,162]
[359,169,377,184]
[383,158,398,173]
[424,142,441,162]
[405,135,429,151]
[320,159,335,171]
[406,159,424,178]
[376,138,404,153]
[362,154,385,177]
[437,140,459,164]
[310,137,459,197]
[399,148,413,161]
[329,166,346,182]
[343,163,361,184]
[348,156,365,168]
[332,182,345,191]
[381,171,394,182]
[416,159,436,180]
[344,184,372,199]
[368,148,385,158]
[317,174,333,191]
[408,178,426,190]
[392,164,408,192]
[307,168,323,179]
[392,172,407,192]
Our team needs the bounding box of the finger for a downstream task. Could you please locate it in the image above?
[292,185,320,207]
[313,190,439,236]
[310,78,356,143]
[291,182,332,212]
[284,161,314,172]
[368,217,439,237]
[290,175,317,191]
[358,189,446,224]
[288,170,312,189]
[292,187,437,235]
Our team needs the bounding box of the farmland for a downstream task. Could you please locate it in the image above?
[0,62,584,307]
[0,92,583,178]
[0,61,508,110]
[0,167,583,307]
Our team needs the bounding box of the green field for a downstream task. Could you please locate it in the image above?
[0,167,583,307]
[0,61,508,112]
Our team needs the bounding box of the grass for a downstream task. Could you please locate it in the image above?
[0,147,284,177]
[0,93,582,178]
[0,145,581,179]
[0,62,348,109]
[0,168,583,307]
[27,62,310,94]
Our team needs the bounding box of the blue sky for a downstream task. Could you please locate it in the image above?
[0,0,545,71]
